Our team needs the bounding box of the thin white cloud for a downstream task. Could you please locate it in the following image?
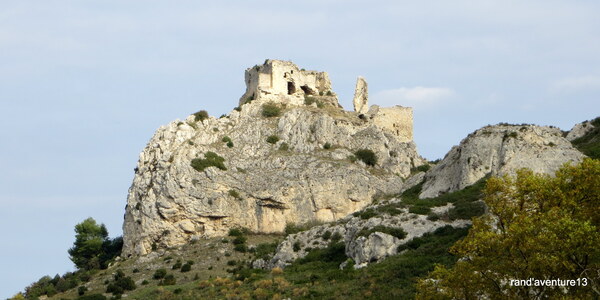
[551,76,600,93]
[371,87,456,110]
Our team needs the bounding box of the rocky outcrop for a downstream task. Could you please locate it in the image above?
[256,199,469,269]
[419,124,585,198]
[122,61,425,257]
[352,77,369,114]
[566,120,596,141]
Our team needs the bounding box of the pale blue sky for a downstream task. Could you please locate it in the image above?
[1,1,599,297]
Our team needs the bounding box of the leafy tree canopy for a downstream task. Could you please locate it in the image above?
[68,218,122,270]
[417,158,600,299]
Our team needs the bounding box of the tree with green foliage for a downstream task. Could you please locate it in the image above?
[193,110,209,122]
[416,158,600,299]
[68,218,122,270]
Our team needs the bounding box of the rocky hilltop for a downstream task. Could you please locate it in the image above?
[19,59,596,299]
[122,60,424,257]
[259,123,586,270]
[122,59,588,260]
[419,124,585,198]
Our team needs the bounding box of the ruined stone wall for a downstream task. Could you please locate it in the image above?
[372,106,413,142]
[239,60,332,106]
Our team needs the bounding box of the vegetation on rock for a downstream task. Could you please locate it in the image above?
[261,103,281,117]
[266,135,280,144]
[416,158,600,299]
[193,110,209,122]
[191,151,226,171]
[572,117,600,159]
[354,149,377,166]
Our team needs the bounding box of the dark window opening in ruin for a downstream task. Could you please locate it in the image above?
[291,70,294,74]
[287,82,296,95]
[300,85,315,95]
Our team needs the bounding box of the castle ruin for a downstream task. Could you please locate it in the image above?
[239,59,414,142]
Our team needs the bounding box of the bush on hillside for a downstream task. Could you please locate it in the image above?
[354,149,377,166]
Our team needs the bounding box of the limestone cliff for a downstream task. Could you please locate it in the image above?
[258,123,586,270]
[122,60,424,257]
[419,124,585,198]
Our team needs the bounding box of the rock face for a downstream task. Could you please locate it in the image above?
[257,199,469,269]
[122,60,424,257]
[352,76,369,114]
[566,120,595,141]
[419,124,585,198]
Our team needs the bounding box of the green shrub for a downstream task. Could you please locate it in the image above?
[172,260,182,270]
[227,260,237,266]
[375,203,403,216]
[401,176,488,216]
[353,208,378,219]
[411,164,431,173]
[228,189,241,200]
[232,236,247,245]
[181,263,192,272]
[279,142,289,151]
[254,242,279,260]
[297,242,346,264]
[153,268,167,280]
[304,96,317,105]
[226,141,234,148]
[228,228,244,237]
[193,110,209,122]
[322,231,332,240]
[105,270,135,295]
[323,142,332,149]
[141,280,149,285]
[191,151,226,171]
[293,241,303,252]
[234,244,248,252]
[266,135,280,144]
[331,232,343,242]
[427,213,440,221]
[78,286,87,296]
[234,106,242,112]
[160,274,176,286]
[304,96,323,107]
[357,225,407,240]
[448,201,486,220]
[503,131,518,140]
[409,205,431,215]
[354,149,377,166]
[222,136,232,143]
[261,103,281,117]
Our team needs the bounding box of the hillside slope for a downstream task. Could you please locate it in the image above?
[123,60,425,257]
